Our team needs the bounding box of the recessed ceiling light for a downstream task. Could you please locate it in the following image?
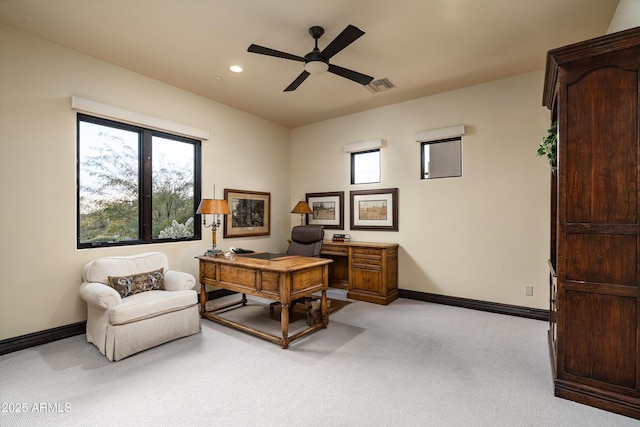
[229,65,243,73]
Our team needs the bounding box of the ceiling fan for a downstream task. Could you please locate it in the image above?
[247,24,374,92]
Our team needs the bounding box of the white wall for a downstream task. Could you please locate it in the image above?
[0,21,577,341]
[0,25,291,340]
[291,70,551,309]
[607,0,640,33]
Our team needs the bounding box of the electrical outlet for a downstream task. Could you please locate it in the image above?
[526,286,534,296]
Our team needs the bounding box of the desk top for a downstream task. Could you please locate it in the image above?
[196,254,332,272]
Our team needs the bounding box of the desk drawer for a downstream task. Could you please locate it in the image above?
[321,244,348,256]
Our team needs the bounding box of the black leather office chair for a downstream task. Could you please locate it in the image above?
[270,225,324,315]
[286,224,325,257]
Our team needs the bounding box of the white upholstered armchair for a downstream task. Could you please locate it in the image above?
[79,252,200,361]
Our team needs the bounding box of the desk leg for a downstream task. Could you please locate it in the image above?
[321,290,328,328]
[280,303,290,349]
[200,283,207,317]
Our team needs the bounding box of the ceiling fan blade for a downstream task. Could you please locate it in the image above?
[284,71,310,92]
[328,64,374,85]
[247,44,305,62]
[320,25,365,59]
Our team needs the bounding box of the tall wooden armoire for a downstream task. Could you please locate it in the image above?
[542,27,640,419]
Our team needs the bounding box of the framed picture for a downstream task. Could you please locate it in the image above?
[350,188,398,231]
[223,189,271,238]
[306,191,344,230]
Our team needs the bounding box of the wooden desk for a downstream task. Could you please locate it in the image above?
[196,254,332,349]
[320,241,399,305]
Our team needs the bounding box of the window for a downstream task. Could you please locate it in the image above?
[416,125,464,180]
[351,149,380,184]
[77,114,201,248]
[421,137,462,179]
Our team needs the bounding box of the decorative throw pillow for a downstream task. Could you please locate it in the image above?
[107,268,165,298]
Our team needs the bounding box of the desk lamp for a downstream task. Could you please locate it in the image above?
[291,200,313,225]
[196,195,231,256]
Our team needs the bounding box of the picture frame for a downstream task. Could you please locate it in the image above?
[350,188,398,231]
[223,189,271,238]
[305,191,344,230]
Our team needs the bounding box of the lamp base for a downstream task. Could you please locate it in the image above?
[205,248,224,256]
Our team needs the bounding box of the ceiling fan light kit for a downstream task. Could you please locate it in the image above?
[248,24,374,91]
[304,60,329,74]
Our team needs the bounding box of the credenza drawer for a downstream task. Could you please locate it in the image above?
[352,248,382,269]
[321,244,348,256]
[352,258,382,269]
[352,247,382,257]
[351,269,381,294]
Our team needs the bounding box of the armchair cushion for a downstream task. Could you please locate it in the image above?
[107,268,165,298]
[109,290,196,325]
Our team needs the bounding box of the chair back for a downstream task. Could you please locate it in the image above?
[83,252,169,285]
[286,225,324,257]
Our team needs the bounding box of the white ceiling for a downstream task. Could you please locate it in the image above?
[0,0,618,128]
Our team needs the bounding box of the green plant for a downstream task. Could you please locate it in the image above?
[158,218,194,239]
[537,121,557,171]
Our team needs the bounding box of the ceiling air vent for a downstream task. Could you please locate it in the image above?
[366,78,395,94]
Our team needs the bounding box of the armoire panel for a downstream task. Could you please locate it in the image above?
[563,290,637,389]
[565,234,637,285]
[565,67,638,224]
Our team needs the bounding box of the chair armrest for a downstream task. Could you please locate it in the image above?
[79,282,122,310]
[164,270,196,291]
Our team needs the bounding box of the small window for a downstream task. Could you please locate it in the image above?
[77,114,201,248]
[421,137,462,179]
[351,149,380,184]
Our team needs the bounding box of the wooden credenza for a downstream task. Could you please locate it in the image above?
[542,27,640,419]
[320,241,399,305]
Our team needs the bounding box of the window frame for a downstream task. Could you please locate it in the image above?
[76,113,202,249]
[350,148,381,185]
[420,137,462,180]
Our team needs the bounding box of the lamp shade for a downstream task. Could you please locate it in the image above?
[196,199,231,215]
[291,200,313,215]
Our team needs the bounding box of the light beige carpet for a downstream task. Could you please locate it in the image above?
[1,291,636,426]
